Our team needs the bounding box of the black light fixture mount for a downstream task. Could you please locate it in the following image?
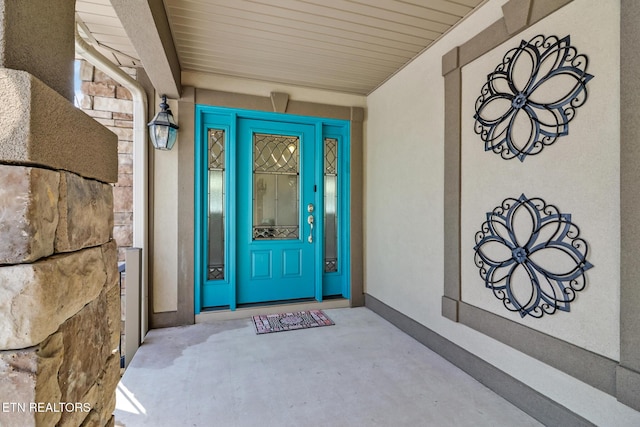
[147,94,179,150]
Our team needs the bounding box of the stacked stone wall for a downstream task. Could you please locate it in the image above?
[76,59,134,368]
[0,67,119,426]
[77,60,134,263]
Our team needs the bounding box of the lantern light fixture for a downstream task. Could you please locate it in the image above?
[147,95,179,150]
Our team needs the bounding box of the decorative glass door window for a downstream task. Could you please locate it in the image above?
[207,129,226,280]
[252,133,300,240]
[324,138,338,272]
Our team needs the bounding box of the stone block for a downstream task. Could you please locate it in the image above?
[55,172,114,253]
[117,138,133,154]
[58,354,119,427]
[0,69,118,183]
[93,69,118,85]
[79,94,93,110]
[113,225,133,248]
[57,296,111,405]
[101,240,119,290]
[113,112,133,120]
[94,354,120,425]
[116,86,132,100]
[106,280,121,353]
[106,126,134,142]
[94,118,116,127]
[81,81,116,98]
[114,120,133,128]
[0,332,64,427]
[113,212,133,226]
[0,246,107,349]
[113,186,133,213]
[85,110,112,119]
[118,153,133,174]
[78,410,100,426]
[116,173,133,187]
[80,61,94,81]
[94,97,133,115]
[0,165,60,264]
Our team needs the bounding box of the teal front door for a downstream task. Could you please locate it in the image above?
[236,118,317,304]
[195,106,351,312]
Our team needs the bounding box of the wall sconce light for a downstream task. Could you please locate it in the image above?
[147,95,179,150]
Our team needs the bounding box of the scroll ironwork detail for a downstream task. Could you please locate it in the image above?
[325,259,337,273]
[473,194,593,318]
[254,133,299,174]
[324,138,338,175]
[473,34,593,162]
[208,266,224,280]
[209,129,225,170]
[253,225,299,240]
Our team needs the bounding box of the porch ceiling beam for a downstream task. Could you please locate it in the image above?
[110,0,181,98]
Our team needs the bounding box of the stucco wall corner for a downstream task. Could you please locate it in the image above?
[441,47,459,76]
[350,106,365,122]
[441,296,459,322]
[0,69,118,183]
[501,0,532,34]
[616,366,640,412]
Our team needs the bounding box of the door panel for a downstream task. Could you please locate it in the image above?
[237,119,316,304]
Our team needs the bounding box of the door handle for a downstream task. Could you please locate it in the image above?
[307,214,314,243]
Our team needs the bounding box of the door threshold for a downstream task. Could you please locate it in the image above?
[195,298,350,323]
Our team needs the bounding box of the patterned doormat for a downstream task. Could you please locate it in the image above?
[252,310,334,334]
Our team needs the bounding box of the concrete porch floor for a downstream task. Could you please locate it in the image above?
[114,307,543,427]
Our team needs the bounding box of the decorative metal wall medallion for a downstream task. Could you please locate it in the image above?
[473,35,593,161]
[473,194,593,318]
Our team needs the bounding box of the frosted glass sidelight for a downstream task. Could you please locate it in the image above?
[208,129,225,280]
[324,138,338,272]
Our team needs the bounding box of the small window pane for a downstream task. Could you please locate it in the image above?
[208,129,225,280]
[324,138,338,272]
[253,133,300,240]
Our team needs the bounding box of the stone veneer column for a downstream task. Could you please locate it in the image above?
[0,1,120,426]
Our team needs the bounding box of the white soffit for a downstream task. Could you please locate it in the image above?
[75,0,142,68]
[77,0,485,95]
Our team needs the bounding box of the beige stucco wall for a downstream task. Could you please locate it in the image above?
[182,71,367,108]
[152,96,179,313]
[460,0,620,360]
[365,0,639,424]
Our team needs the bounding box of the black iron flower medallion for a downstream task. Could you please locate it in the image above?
[473,35,594,161]
[473,194,593,318]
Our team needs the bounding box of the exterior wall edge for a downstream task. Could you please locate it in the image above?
[440,0,639,410]
[366,294,595,427]
[0,69,118,183]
